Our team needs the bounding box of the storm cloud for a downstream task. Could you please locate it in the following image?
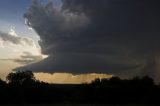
[16,0,160,81]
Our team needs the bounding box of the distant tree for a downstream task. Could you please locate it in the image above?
[6,70,35,85]
[109,76,121,82]
[141,76,154,86]
[108,76,121,86]
[91,78,101,84]
[0,78,6,87]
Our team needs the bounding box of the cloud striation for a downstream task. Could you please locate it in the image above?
[1,51,43,65]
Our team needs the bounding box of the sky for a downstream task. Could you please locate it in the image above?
[1,0,160,83]
[0,0,112,83]
[0,0,42,80]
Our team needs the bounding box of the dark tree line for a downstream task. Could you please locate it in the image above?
[0,70,160,104]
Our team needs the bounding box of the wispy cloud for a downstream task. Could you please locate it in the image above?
[0,51,43,65]
[0,29,35,47]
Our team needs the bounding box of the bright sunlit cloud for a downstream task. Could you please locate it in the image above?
[0,27,46,70]
[35,72,113,84]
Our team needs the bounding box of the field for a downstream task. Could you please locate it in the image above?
[0,105,153,106]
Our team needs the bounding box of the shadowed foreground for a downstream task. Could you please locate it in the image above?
[1,104,152,106]
[0,104,158,106]
[0,71,160,105]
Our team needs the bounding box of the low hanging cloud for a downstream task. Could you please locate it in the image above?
[1,51,43,65]
[15,0,160,81]
[0,30,35,47]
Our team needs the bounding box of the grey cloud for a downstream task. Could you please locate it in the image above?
[15,53,142,78]
[24,0,89,54]
[1,52,43,65]
[0,31,35,46]
[16,0,160,81]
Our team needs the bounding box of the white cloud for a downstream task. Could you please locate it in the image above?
[0,28,35,47]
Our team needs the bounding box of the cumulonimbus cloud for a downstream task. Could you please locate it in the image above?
[15,0,160,81]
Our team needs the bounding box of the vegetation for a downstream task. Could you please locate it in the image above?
[0,71,160,105]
